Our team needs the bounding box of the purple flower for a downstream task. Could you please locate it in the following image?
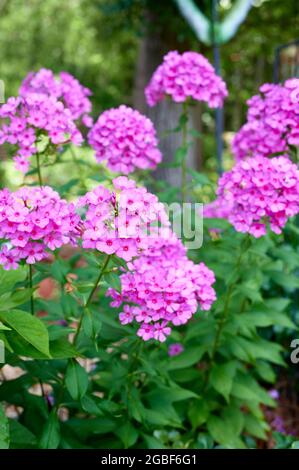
[0,186,81,269]
[88,105,162,175]
[145,50,227,108]
[269,389,280,400]
[232,79,299,160]
[217,155,299,237]
[77,177,170,263]
[20,68,92,126]
[168,343,184,357]
[107,234,216,342]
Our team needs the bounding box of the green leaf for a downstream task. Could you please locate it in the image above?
[48,325,75,341]
[9,420,37,449]
[39,411,60,449]
[207,404,245,447]
[50,339,79,359]
[104,272,121,292]
[210,361,237,401]
[116,422,139,448]
[167,346,205,370]
[0,288,34,311]
[0,309,50,357]
[173,146,188,166]
[267,271,299,290]
[65,359,89,400]
[232,374,276,407]
[291,441,299,449]
[81,395,103,417]
[82,309,102,340]
[0,266,27,295]
[188,168,210,186]
[244,414,267,440]
[0,403,9,449]
[255,361,276,383]
[188,398,209,429]
[142,434,166,449]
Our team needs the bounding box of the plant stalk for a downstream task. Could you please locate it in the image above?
[73,254,111,344]
[204,235,251,388]
[36,153,43,186]
[181,102,188,203]
[28,264,35,316]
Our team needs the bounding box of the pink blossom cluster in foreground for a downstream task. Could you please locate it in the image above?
[20,68,92,127]
[232,79,299,160]
[145,50,228,108]
[217,155,299,237]
[108,234,216,342]
[77,176,170,262]
[0,94,83,173]
[0,186,81,269]
[88,105,162,174]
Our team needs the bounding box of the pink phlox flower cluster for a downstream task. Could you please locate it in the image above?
[232,79,299,160]
[88,105,162,174]
[20,68,92,126]
[217,155,299,237]
[0,93,83,173]
[107,234,216,342]
[0,186,81,269]
[77,176,170,262]
[145,50,228,108]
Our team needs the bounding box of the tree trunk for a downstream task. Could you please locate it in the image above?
[133,10,201,188]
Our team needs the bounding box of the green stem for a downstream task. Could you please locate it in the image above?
[70,146,87,191]
[73,254,111,344]
[204,235,251,389]
[36,153,43,186]
[28,264,34,316]
[181,102,189,203]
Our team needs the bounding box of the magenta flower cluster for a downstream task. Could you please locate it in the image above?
[217,155,299,237]
[232,79,299,160]
[88,105,162,175]
[77,176,170,262]
[0,93,83,173]
[0,186,81,270]
[20,68,93,127]
[108,234,216,342]
[145,50,228,108]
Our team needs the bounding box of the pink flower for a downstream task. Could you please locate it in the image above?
[20,68,92,126]
[0,92,83,174]
[217,155,299,237]
[137,323,155,341]
[78,177,170,262]
[0,186,81,269]
[232,79,299,160]
[145,51,228,108]
[107,234,216,342]
[88,105,162,175]
[119,305,134,325]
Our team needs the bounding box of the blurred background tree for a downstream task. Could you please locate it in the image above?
[0,0,298,174]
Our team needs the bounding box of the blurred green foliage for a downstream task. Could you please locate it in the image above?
[0,0,298,126]
[0,0,137,113]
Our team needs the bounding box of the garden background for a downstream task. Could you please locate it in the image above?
[0,0,299,450]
